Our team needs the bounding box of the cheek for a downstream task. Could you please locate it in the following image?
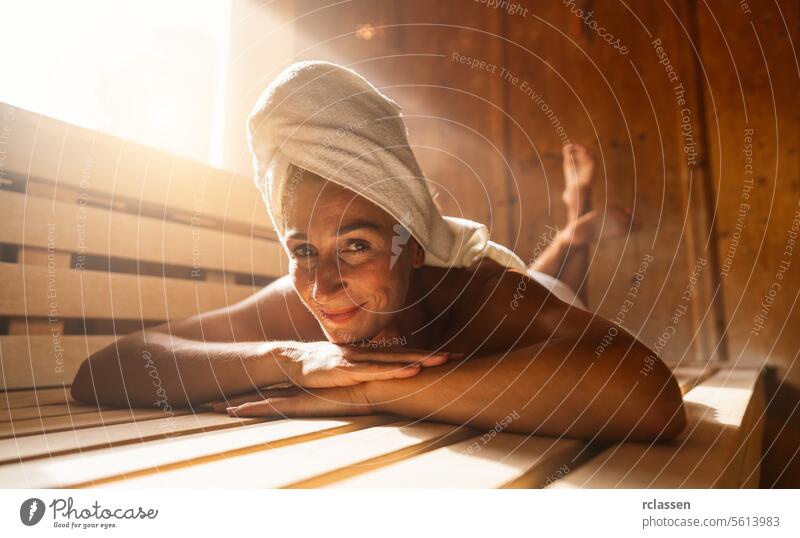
[290,269,314,304]
[355,258,408,310]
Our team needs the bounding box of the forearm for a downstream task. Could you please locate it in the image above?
[71,331,295,408]
[364,337,686,442]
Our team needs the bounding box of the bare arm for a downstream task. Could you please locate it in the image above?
[363,330,686,442]
[70,333,299,409]
[70,275,321,408]
[71,275,449,408]
[225,270,686,442]
[362,272,686,441]
[227,327,685,443]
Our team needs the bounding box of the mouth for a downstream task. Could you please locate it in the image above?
[319,302,365,324]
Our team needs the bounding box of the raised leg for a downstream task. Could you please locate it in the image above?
[530,144,638,306]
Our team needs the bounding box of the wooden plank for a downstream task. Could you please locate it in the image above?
[0,102,275,235]
[547,368,765,488]
[288,425,477,488]
[0,407,193,439]
[673,364,720,395]
[0,411,265,464]
[0,190,287,277]
[0,387,73,410]
[99,421,474,488]
[0,335,115,390]
[734,370,766,488]
[0,262,257,320]
[0,402,109,423]
[8,247,70,336]
[0,415,394,488]
[326,432,585,489]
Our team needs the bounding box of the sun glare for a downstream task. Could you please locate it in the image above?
[0,0,231,167]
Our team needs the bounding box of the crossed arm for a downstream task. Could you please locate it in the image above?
[223,273,687,443]
[72,267,687,444]
[72,270,686,442]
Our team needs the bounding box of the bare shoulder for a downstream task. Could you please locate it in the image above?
[442,262,594,354]
[166,274,324,342]
[246,274,324,341]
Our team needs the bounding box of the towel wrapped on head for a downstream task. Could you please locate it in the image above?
[246,59,528,272]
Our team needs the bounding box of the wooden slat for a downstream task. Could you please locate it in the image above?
[0,262,256,319]
[0,190,287,277]
[547,368,765,488]
[0,415,393,488]
[0,407,193,438]
[0,387,73,410]
[733,371,766,488]
[0,411,265,464]
[100,421,474,488]
[0,102,275,235]
[1,402,110,422]
[0,335,114,390]
[673,364,720,395]
[326,432,585,489]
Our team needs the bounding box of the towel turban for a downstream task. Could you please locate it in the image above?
[246,60,527,272]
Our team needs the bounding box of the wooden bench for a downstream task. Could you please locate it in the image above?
[0,103,766,488]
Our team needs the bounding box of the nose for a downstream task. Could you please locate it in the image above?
[311,256,347,304]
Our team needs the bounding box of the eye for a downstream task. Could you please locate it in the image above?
[291,244,316,258]
[342,239,370,254]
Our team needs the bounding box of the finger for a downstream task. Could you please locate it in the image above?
[228,390,370,418]
[346,347,459,366]
[346,362,422,381]
[211,387,301,413]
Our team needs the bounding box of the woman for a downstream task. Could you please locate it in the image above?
[71,61,685,442]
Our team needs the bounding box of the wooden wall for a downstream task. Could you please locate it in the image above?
[226,0,798,486]
[694,0,800,488]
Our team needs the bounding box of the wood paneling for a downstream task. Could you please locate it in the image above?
[0,103,274,237]
[0,335,115,389]
[694,0,800,486]
[0,262,257,320]
[0,190,286,276]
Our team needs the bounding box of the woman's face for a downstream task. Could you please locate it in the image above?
[282,171,424,344]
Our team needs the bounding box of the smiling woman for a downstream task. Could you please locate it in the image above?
[71,60,686,443]
[280,167,427,346]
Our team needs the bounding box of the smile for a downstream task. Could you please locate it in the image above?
[320,303,365,323]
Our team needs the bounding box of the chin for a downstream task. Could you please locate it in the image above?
[325,321,386,346]
[319,323,365,345]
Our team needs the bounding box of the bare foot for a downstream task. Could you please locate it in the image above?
[561,144,595,221]
[559,206,640,246]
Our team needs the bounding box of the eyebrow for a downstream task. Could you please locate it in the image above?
[338,219,383,235]
[285,219,383,241]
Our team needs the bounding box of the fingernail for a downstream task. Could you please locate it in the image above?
[226,406,238,417]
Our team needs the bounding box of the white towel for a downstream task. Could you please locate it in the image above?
[246,60,528,272]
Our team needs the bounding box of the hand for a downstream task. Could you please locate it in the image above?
[212,384,375,418]
[279,340,462,389]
